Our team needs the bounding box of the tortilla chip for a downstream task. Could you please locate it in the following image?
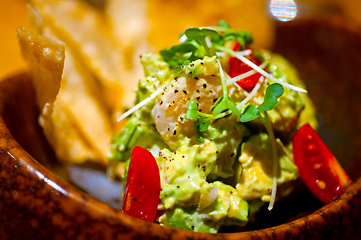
[17,27,112,165]
[29,0,137,113]
[16,27,64,113]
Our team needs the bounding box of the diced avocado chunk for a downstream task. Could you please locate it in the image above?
[182,56,219,79]
[159,206,222,233]
[158,181,248,233]
[236,133,298,201]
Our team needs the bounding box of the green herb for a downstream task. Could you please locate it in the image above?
[211,20,253,49]
[211,59,240,117]
[258,83,284,111]
[185,100,210,142]
[160,20,252,69]
[184,28,220,57]
[240,105,261,122]
[211,95,240,116]
[239,83,283,211]
[240,83,284,123]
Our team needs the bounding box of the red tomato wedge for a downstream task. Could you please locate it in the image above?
[293,123,351,204]
[122,146,161,222]
[228,43,262,91]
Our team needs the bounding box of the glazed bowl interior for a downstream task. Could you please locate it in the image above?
[1,15,361,239]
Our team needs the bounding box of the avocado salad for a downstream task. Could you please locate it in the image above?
[109,20,318,233]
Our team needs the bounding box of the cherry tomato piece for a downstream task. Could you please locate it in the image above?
[122,146,161,222]
[292,123,351,204]
[228,43,262,91]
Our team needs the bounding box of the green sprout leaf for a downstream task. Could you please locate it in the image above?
[211,95,240,116]
[185,28,220,40]
[185,100,210,143]
[185,28,220,57]
[240,83,284,122]
[258,83,284,111]
[198,119,210,132]
[240,105,261,122]
[185,99,199,121]
[218,19,231,28]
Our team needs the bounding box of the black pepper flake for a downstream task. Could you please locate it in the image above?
[174,89,179,93]
[191,226,195,230]
[177,185,180,188]
[173,130,177,135]
[196,89,200,93]
[160,101,163,105]
[195,77,198,80]
[213,98,218,103]
[230,191,233,194]
[196,96,200,100]
[190,63,194,67]
[189,71,193,75]
[203,84,207,89]
[216,151,219,154]
[180,116,184,121]
[167,127,170,131]
[183,90,187,94]
[182,155,185,158]
[211,74,215,77]
[200,62,204,65]
[231,153,235,157]
[132,197,136,201]
[198,164,200,167]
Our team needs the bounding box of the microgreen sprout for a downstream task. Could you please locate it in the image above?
[240,82,284,211]
[184,28,220,57]
[211,59,240,116]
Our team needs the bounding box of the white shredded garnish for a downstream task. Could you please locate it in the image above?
[262,111,278,211]
[268,176,278,211]
[235,53,307,93]
[179,34,187,44]
[117,82,170,122]
[236,76,263,108]
[226,60,268,87]
[216,49,251,58]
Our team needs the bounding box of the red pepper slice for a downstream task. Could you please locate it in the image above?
[228,43,262,91]
[292,123,351,204]
[122,146,161,222]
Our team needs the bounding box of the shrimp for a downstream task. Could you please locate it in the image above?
[152,74,240,149]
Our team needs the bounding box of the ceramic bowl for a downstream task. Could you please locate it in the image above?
[1,16,361,239]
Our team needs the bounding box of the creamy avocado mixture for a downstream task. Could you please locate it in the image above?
[109,21,317,233]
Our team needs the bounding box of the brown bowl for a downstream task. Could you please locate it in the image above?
[1,16,361,239]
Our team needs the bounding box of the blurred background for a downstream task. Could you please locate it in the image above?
[1,0,361,80]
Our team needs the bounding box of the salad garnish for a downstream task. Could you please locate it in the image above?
[117,20,306,123]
